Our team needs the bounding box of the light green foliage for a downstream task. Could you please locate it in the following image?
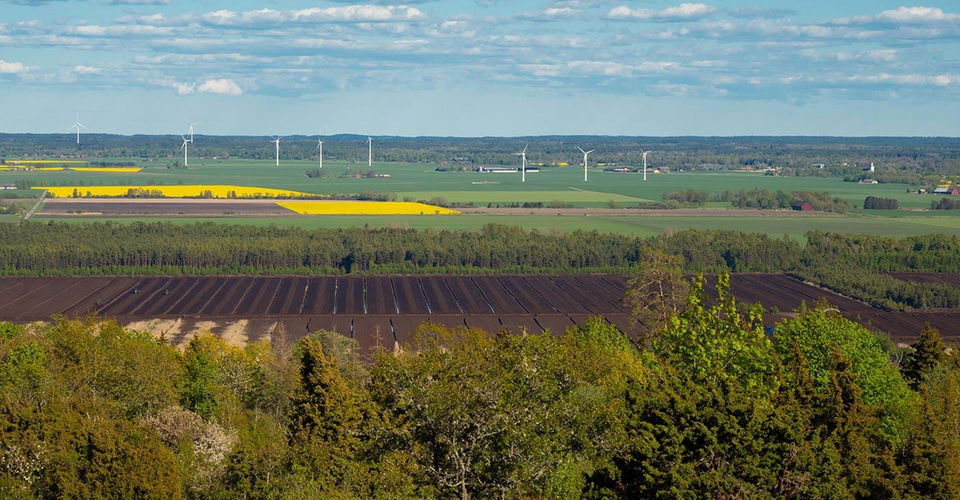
[0,302,948,498]
[773,307,915,439]
[369,320,642,499]
[655,273,776,392]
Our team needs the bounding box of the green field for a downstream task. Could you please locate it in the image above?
[31,213,960,239]
[6,158,960,236]
[2,158,935,206]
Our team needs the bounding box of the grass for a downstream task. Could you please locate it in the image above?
[32,213,960,239]
[8,157,960,236]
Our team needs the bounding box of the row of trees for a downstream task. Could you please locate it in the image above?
[932,197,960,210]
[3,135,959,173]
[1,222,959,310]
[864,196,900,210]
[1,272,957,497]
[731,189,849,212]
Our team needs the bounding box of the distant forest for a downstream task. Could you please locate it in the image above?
[0,222,957,312]
[1,134,959,174]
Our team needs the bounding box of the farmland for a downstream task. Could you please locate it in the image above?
[0,158,944,208]
[2,158,958,237]
[1,273,954,348]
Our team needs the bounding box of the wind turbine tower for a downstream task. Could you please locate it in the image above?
[640,147,651,181]
[179,134,192,167]
[578,146,595,182]
[69,113,87,145]
[316,137,323,169]
[272,137,281,166]
[514,145,529,183]
[367,137,372,167]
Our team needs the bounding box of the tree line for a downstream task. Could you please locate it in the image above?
[3,134,959,173]
[0,222,958,310]
[864,196,900,210]
[1,272,958,497]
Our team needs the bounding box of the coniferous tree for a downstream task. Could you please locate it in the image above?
[902,325,947,389]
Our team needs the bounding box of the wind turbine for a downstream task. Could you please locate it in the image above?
[316,137,323,169]
[514,145,529,183]
[367,136,372,167]
[639,146,651,181]
[578,146,595,182]
[69,113,87,145]
[179,134,192,167]
[188,123,198,143]
[272,137,281,166]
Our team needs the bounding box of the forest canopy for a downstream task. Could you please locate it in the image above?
[0,276,956,498]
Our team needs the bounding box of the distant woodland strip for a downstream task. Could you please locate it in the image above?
[0,223,959,311]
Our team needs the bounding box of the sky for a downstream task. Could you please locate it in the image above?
[0,0,958,136]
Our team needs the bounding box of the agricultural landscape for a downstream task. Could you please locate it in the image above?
[4,0,960,497]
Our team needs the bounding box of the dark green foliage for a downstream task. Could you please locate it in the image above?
[731,188,848,212]
[662,189,710,205]
[0,222,803,275]
[864,196,900,209]
[932,197,960,210]
[902,326,948,389]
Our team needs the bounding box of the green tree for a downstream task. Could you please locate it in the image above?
[902,325,947,389]
[655,273,776,392]
[287,337,366,489]
[773,306,915,440]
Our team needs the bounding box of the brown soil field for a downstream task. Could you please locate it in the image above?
[39,198,296,216]
[0,274,953,350]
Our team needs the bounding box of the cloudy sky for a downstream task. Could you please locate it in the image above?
[0,0,958,136]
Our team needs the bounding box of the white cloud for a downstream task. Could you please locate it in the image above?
[73,64,102,74]
[520,60,679,77]
[0,60,28,74]
[608,3,717,22]
[73,25,172,37]
[839,6,960,25]
[198,78,243,95]
[201,5,426,27]
[172,82,196,95]
[517,7,579,21]
[842,73,959,87]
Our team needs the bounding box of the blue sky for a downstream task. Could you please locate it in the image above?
[0,0,958,136]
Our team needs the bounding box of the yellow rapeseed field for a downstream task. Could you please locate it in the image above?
[277,201,460,215]
[7,160,86,164]
[69,167,143,173]
[37,185,318,199]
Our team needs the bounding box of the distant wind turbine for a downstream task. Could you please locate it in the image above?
[578,146,596,182]
[640,146,651,181]
[514,145,529,183]
[367,136,372,167]
[272,137,281,166]
[69,113,87,145]
[179,134,192,167]
[188,123,198,143]
[316,137,323,169]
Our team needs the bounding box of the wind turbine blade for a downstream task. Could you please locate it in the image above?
[587,149,595,154]
[523,145,528,154]
[578,146,585,154]
[77,123,87,129]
